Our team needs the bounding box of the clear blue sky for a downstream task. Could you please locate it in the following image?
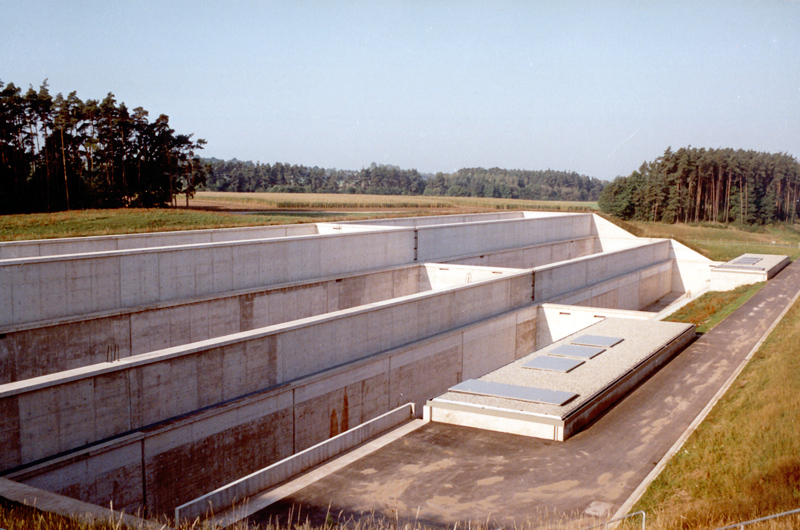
[2,1,799,180]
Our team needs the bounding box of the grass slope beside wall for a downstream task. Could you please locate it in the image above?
[635,295,800,529]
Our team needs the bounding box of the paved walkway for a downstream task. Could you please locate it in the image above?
[250,261,800,529]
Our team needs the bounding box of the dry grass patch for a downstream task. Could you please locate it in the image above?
[194,191,599,212]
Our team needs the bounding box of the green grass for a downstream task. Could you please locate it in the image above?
[665,283,765,334]
[634,294,800,530]
[626,220,800,262]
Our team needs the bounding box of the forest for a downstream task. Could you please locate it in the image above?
[0,80,207,214]
[599,147,800,225]
[203,159,605,202]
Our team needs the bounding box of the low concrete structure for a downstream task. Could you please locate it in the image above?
[0,211,778,520]
[424,318,695,440]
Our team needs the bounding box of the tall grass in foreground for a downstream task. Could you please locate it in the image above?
[633,295,800,529]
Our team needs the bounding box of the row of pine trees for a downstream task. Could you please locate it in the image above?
[599,147,800,224]
[204,160,604,202]
[0,80,207,214]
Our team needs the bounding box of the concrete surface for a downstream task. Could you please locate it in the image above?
[246,259,800,529]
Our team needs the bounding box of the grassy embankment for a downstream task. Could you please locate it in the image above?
[0,193,598,241]
[625,219,800,261]
[630,289,800,529]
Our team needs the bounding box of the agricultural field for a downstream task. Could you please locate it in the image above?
[191,191,600,213]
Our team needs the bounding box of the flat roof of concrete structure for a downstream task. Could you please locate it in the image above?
[713,253,788,273]
[430,318,694,420]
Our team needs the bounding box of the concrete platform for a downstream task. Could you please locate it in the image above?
[424,318,695,441]
[710,253,789,291]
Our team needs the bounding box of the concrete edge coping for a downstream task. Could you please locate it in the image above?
[174,402,417,524]
[424,398,564,425]
[335,211,527,226]
[532,238,673,274]
[0,222,315,249]
[0,266,535,398]
[0,477,169,530]
[207,418,430,528]
[0,261,523,334]
[0,224,417,265]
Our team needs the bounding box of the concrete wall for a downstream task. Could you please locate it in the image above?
[668,239,716,295]
[0,229,416,326]
[6,303,539,516]
[336,212,525,227]
[417,214,594,262]
[0,270,535,471]
[0,224,320,260]
[445,237,597,269]
[535,304,653,347]
[534,240,671,302]
[174,403,416,523]
[550,261,673,311]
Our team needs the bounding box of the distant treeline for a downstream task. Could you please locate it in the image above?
[0,80,206,214]
[599,147,800,224]
[203,159,605,201]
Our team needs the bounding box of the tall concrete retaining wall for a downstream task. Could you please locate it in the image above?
[0,270,535,472]
[5,304,539,516]
[416,215,594,262]
[0,264,515,383]
[0,229,416,326]
[444,236,597,269]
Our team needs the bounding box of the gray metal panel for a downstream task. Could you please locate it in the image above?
[449,379,578,406]
[523,356,585,373]
[549,344,605,359]
[571,335,624,348]
[734,256,762,265]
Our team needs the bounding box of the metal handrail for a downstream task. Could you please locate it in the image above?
[714,507,800,529]
[582,510,645,530]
